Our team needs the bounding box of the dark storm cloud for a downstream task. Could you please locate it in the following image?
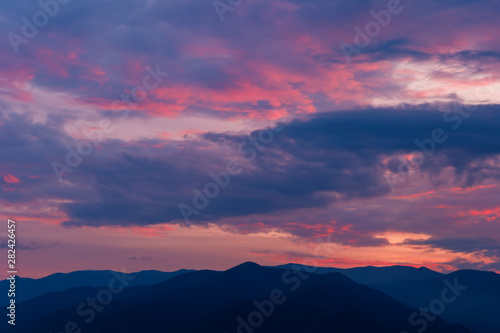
[59,103,500,228]
[3,106,500,228]
[404,236,500,258]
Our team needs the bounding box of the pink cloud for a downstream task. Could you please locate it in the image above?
[3,174,21,183]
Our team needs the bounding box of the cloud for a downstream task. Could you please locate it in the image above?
[128,256,153,261]
[2,106,500,234]
[2,0,500,122]
[2,0,500,275]
[0,239,58,250]
[443,257,500,272]
[3,175,20,183]
[404,236,500,258]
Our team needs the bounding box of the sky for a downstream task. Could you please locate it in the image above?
[1,0,500,278]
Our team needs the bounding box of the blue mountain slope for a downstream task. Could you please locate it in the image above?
[371,269,500,333]
[273,263,443,284]
[0,269,192,306]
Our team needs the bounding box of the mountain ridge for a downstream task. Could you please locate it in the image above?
[5,262,473,333]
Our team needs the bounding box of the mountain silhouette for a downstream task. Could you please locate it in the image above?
[0,269,191,306]
[8,262,472,333]
[372,269,500,333]
[274,263,442,284]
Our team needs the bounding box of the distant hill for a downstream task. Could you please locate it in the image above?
[372,269,500,333]
[8,262,471,333]
[273,263,500,333]
[0,269,192,306]
[273,263,443,284]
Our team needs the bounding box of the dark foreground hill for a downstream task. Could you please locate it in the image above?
[7,262,471,333]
